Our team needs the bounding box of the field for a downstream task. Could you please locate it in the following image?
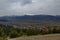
[8,34,60,40]
[0,22,60,29]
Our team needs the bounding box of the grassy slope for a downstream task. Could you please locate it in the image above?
[8,34,60,40]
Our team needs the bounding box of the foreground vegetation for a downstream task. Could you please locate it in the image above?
[0,23,60,40]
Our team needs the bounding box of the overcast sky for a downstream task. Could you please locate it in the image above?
[0,0,60,16]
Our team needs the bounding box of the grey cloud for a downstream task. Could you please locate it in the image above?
[21,0,32,6]
[0,0,60,16]
[8,0,32,6]
[0,0,32,9]
[45,0,60,15]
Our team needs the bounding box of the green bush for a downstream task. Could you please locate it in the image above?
[24,29,41,36]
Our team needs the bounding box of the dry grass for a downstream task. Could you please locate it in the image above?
[0,37,7,40]
[8,34,60,40]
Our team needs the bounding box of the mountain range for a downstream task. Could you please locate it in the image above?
[0,15,60,22]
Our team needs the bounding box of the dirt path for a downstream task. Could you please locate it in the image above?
[8,34,60,40]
